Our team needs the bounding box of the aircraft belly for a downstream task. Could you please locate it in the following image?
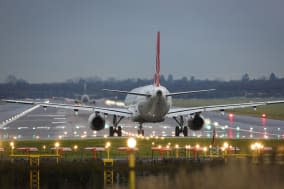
[132,115,164,123]
[134,98,169,123]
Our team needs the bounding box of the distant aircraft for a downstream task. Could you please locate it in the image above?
[52,82,96,105]
[3,32,284,137]
[74,83,96,105]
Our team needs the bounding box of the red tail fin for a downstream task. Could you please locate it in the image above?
[154,31,160,87]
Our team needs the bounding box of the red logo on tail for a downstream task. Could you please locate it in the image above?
[154,31,160,87]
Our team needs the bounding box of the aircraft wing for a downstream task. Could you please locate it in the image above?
[93,107,133,117]
[166,100,284,117]
[2,99,132,118]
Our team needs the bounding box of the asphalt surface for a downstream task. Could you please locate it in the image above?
[0,100,284,140]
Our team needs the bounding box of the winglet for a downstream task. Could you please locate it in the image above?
[154,31,160,87]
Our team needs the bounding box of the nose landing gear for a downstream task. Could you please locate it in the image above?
[137,123,144,136]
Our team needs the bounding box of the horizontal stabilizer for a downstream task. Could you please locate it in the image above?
[166,89,216,97]
[102,89,151,97]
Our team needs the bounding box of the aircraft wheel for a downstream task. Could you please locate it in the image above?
[117,126,122,137]
[109,126,114,137]
[183,126,188,137]
[175,126,180,137]
[137,129,144,136]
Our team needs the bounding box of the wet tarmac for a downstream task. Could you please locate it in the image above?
[0,100,284,140]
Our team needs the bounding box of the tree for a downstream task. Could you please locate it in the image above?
[181,76,188,82]
[269,72,277,80]
[160,75,166,84]
[241,73,250,82]
[167,74,173,83]
[5,75,18,84]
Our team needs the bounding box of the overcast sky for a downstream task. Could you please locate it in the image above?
[0,0,283,83]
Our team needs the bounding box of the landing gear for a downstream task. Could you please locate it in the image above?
[109,115,124,137]
[109,126,114,137]
[117,126,122,137]
[175,126,188,137]
[183,126,188,137]
[175,126,180,137]
[173,116,188,137]
[109,126,122,137]
[137,123,144,136]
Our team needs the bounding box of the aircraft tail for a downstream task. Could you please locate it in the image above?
[154,31,160,87]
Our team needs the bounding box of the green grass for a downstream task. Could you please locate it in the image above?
[1,138,284,160]
[173,98,284,120]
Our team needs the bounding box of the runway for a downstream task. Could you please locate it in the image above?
[0,100,284,140]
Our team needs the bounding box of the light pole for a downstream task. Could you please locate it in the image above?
[73,145,78,160]
[203,147,207,158]
[9,141,14,155]
[195,144,200,160]
[127,137,137,189]
[251,142,263,164]
[54,142,60,164]
[42,145,46,152]
[10,141,15,163]
[185,145,191,158]
[223,142,229,156]
[105,142,111,159]
[175,144,179,158]
[73,145,78,151]
[166,145,170,158]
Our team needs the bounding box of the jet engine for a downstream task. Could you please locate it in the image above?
[88,113,105,131]
[188,114,204,130]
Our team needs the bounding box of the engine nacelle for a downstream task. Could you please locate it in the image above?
[188,114,204,131]
[88,113,105,131]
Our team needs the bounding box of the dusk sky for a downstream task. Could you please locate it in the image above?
[0,0,283,83]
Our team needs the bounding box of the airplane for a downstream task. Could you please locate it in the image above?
[3,32,284,137]
[74,82,96,104]
[52,82,96,105]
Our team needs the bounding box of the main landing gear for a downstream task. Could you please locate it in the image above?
[173,116,188,137]
[109,115,124,137]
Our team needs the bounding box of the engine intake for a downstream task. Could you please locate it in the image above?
[88,113,105,131]
[188,114,204,131]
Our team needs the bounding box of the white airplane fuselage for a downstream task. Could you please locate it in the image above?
[125,85,172,123]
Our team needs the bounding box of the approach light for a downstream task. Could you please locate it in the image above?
[195,144,200,149]
[105,142,111,149]
[54,142,60,148]
[73,145,78,150]
[223,142,229,149]
[250,142,264,151]
[127,137,137,149]
[10,142,14,148]
[229,113,234,118]
[261,113,267,118]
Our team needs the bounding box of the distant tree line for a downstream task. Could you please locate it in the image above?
[1,73,284,99]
